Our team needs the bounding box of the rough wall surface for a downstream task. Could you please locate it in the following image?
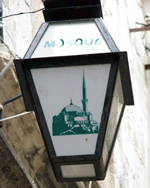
[3,0,33,58]
[99,0,150,188]
[0,0,150,188]
[0,52,33,188]
[0,129,32,188]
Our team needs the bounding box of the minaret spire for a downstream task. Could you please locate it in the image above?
[82,71,88,112]
[70,98,73,105]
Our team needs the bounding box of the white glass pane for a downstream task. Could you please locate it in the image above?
[61,164,95,178]
[102,71,124,167]
[31,64,111,156]
[31,20,110,58]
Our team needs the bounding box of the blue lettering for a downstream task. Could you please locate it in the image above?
[44,41,55,48]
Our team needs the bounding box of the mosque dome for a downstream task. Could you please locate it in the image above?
[61,99,83,113]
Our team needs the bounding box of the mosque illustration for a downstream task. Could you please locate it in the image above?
[52,72,99,136]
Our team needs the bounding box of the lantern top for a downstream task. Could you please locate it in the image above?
[44,0,101,8]
[43,0,103,21]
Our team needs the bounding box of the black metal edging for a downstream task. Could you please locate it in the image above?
[24,22,49,59]
[21,53,119,69]
[43,5,102,22]
[15,22,49,111]
[24,65,57,158]
[14,60,33,111]
[43,0,103,21]
[95,19,134,105]
[96,55,119,157]
[119,52,134,105]
[104,104,125,172]
[95,18,119,52]
[44,0,101,8]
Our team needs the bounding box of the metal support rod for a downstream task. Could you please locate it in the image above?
[129,26,150,32]
[145,46,150,52]
[88,181,92,188]
[0,55,14,80]
[145,64,150,70]
[0,94,22,127]
[0,37,20,80]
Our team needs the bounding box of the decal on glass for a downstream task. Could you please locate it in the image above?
[52,72,98,136]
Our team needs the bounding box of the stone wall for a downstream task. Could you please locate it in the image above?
[3,0,33,58]
[0,0,150,188]
[0,52,33,188]
[98,0,150,188]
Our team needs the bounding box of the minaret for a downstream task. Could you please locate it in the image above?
[82,71,88,113]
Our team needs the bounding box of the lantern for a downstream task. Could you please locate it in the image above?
[14,0,134,182]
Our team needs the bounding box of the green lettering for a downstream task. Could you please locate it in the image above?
[59,39,64,47]
[75,38,83,46]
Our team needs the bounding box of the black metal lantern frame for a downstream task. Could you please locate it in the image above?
[14,1,134,179]
[14,51,133,181]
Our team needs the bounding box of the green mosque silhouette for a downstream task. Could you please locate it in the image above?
[52,72,99,136]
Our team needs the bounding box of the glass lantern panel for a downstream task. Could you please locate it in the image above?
[61,164,96,178]
[31,20,110,58]
[31,63,111,156]
[102,70,124,167]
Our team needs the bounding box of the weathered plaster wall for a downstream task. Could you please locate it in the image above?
[98,0,150,188]
[30,1,44,37]
[0,0,150,188]
[0,52,33,188]
[3,0,33,58]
